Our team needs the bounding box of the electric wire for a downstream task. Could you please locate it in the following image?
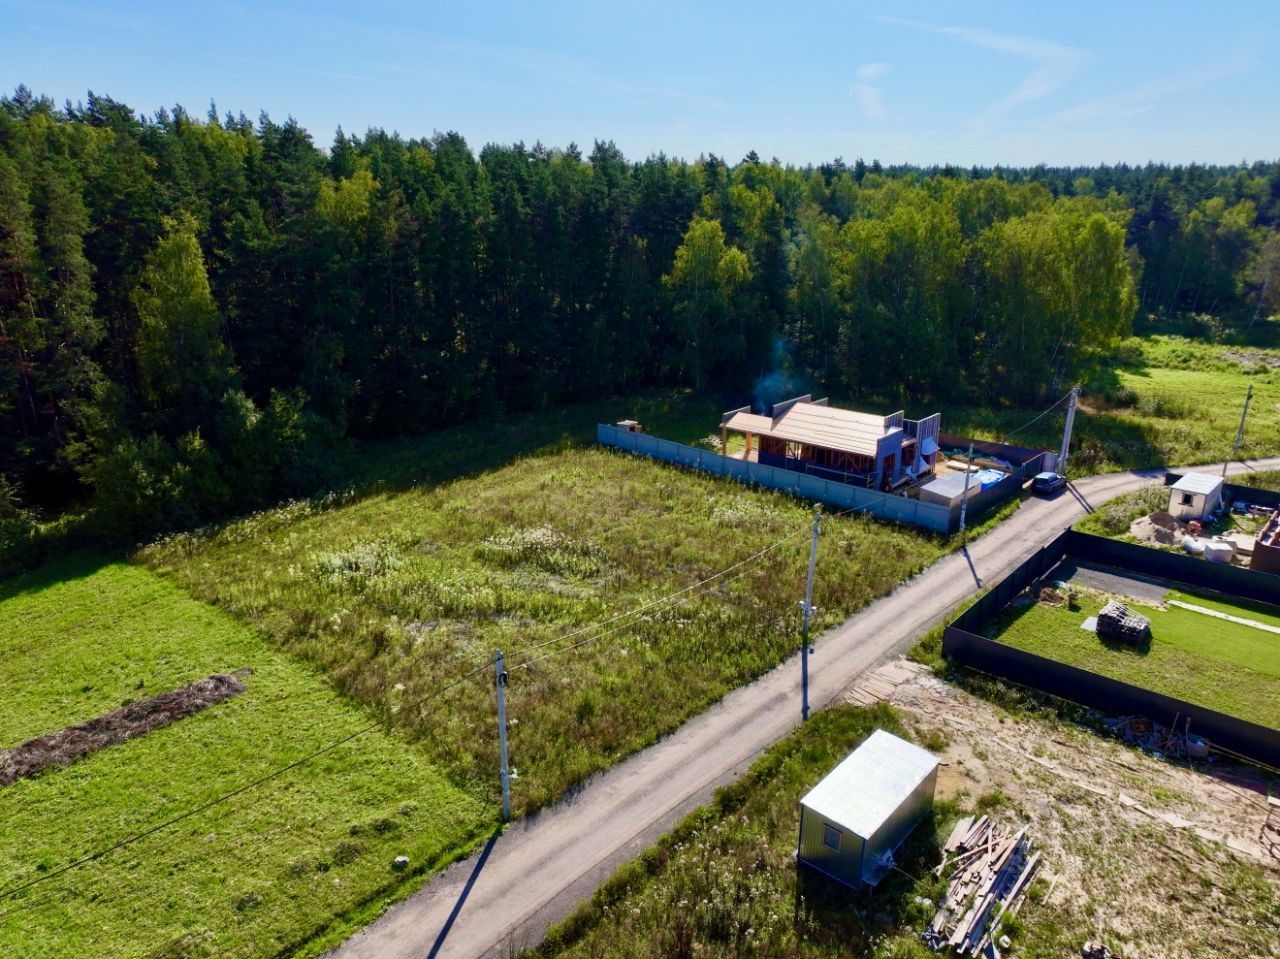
[0,658,497,903]
[997,390,1074,441]
[510,553,778,672]
[0,512,839,905]
[511,519,817,661]
[511,503,877,672]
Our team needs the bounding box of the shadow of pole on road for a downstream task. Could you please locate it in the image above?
[427,826,503,959]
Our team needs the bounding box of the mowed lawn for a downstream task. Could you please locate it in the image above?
[989,591,1280,729]
[0,559,488,959]
[142,444,949,814]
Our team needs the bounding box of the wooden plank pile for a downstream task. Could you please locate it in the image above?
[1104,713,1210,759]
[1096,600,1150,645]
[921,816,1040,957]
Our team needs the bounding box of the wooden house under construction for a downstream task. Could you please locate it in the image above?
[721,395,941,491]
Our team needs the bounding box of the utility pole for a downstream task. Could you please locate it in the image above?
[1223,384,1254,477]
[958,443,975,543]
[1058,386,1080,473]
[495,650,511,822]
[799,510,821,722]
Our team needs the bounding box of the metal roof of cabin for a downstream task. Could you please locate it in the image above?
[800,729,939,838]
[722,402,903,458]
[1171,473,1224,495]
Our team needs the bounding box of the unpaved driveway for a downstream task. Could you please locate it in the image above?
[329,460,1280,959]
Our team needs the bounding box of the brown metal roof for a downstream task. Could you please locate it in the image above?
[723,402,899,457]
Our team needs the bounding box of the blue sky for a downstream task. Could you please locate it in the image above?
[4,0,1277,166]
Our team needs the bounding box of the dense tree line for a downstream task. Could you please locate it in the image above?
[1,86,1278,545]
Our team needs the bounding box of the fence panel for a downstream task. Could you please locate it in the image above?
[945,527,1280,767]
[944,626,1280,769]
[1064,530,1280,600]
[597,424,953,533]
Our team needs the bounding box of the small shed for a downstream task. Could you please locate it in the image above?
[1168,473,1224,521]
[798,729,939,889]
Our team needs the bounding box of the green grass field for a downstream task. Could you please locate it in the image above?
[141,440,949,814]
[938,336,1280,475]
[0,559,488,959]
[988,590,1280,729]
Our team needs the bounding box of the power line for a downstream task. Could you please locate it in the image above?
[997,390,1074,441]
[0,658,496,904]
[511,555,776,673]
[0,504,874,907]
[512,503,880,673]
[511,520,816,661]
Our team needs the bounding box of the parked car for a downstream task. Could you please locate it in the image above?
[1032,471,1067,495]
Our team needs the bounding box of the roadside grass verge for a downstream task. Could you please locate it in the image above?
[1075,470,1280,540]
[142,443,952,814]
[527,703,958,959]
[986,591,1280,729]
[0,558,487,959]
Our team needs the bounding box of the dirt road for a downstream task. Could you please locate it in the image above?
[329,460,1280,959]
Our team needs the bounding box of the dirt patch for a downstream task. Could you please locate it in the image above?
[886,672,1280,959]
[1038,586,1067,607]
[0,672,248,786]
[1225,349,1280,370]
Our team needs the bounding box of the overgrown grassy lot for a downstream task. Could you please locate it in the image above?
[988,591,1280,729]
[527,704,959,959]
[0,559,487,959]
[940,336,1280,475]
[142,438,948,814]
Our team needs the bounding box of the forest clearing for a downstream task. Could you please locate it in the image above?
[2,34,1280,958]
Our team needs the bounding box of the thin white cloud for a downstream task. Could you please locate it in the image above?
[852,62,891,120]
[1052,60,1253,124]
[876,16,1090,134]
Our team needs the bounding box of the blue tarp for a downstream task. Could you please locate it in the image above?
[921,469,1007,501]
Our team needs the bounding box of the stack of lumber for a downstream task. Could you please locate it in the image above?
[1096,600,1150,645]
[921,816,1040,956]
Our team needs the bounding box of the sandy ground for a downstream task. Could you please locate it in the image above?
[887,672,1280,959]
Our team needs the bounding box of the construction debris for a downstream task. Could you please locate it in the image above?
[1037,587,1066,607]
[0,671,248,786]
[922,817,1041,956]
[1095,600,1151,645]
[1104,714,1210,759]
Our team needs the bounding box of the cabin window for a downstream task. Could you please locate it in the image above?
[1180,493,1194,506]
[822,824,841,851]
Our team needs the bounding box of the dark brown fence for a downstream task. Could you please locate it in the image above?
[945,530,1280,769]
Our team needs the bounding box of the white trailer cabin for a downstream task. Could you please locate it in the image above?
[797,729,939,889]
[1168,473,1224,521]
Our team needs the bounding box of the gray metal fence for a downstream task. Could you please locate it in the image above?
[597,424,956,533]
